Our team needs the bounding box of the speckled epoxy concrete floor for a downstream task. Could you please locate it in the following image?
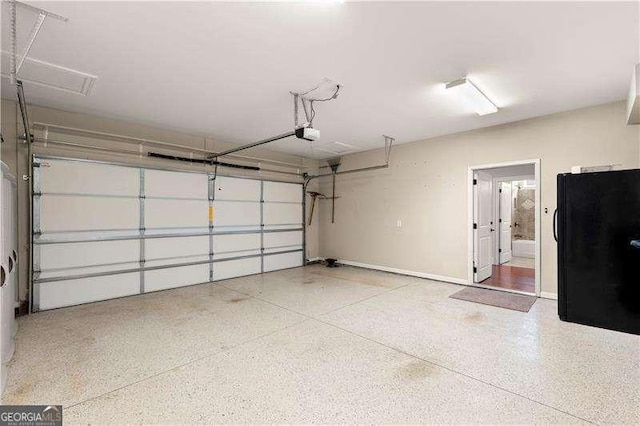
[3,265,639,424]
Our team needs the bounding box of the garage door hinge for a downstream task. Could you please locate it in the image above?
[473,223,477,229]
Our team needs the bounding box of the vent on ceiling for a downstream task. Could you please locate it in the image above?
[313,141,357,155]
[1,51,97,96]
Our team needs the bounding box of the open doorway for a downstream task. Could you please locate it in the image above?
[468,160,540,296]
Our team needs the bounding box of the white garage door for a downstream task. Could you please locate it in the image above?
[32,157,304,311]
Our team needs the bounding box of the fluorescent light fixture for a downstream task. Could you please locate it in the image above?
[445,77,498,116]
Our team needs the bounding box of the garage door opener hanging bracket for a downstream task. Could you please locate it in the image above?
[8,0,68,86]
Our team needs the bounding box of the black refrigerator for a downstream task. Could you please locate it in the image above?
[556,169,640,335]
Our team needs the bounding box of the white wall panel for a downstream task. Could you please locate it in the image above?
[264,252,303,272]
[38,273,140,310]
[145,236,209,260]
[145,169,208,199]
[213,201,260,227]
[263,181,301,203]
[144,264,209,292]
[40,160,139,196]
[145,199,209,228]
[264,231,303,249]
[40,240,139,270]
[214,176,260,201]
[40,196,139,231]
[263,203,302,226]
[213,257,261,281]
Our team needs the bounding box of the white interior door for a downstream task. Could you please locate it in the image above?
[499,182,513,264]
[473,171,493,282]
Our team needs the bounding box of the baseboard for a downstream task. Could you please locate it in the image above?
[337,260,468,285]
[540,291,558,300]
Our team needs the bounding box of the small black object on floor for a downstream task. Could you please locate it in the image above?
[325,258,339,268]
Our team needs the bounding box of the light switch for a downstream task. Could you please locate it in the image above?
[396,220,402,228]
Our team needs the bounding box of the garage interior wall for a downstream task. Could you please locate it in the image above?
[2,99,639,305]
[0,99,321,304]
[317,101,640,297]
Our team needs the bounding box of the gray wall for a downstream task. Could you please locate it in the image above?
[317,101,640,297]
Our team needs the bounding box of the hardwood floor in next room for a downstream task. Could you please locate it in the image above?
[481,263,535,294]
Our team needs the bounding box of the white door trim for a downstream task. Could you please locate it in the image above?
[467,159,541,297]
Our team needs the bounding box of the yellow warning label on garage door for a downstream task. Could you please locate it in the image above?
[209,206,214,222]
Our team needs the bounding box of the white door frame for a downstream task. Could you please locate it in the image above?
[492,174,534,265]
[467,159,541,297]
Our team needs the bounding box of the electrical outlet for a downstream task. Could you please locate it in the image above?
[396,220,402,228]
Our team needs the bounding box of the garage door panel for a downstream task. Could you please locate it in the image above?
[213,257,261,281]
[264,251,303,272]
[145,236,209,260]
[263,181,301,203]
[38,262,141,280]
[214,176,260,201]
[40,160,139,196]
[37,230,140,243]
[145,199,209,228]
[213,250,261,260]
[37,273,140,310]
[33,157,305,310]
[263,231,303,249]
[213,233,260,254]
[145,169,208,199]
[144,264,209,292]
[213,201,260,227]
[39,240,139,270]
[40,196,139,232]
[145,256,209,269]
[263,203,302,226]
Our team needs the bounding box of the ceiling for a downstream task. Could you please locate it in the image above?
[1,1,638,159]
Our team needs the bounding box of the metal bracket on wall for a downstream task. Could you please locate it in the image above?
[139,169,146,293]
[208,172,215,281]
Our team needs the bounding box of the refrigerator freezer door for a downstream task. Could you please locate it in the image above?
[558,170,640,335]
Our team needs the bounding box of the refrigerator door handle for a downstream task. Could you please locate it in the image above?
[553,209,558,242]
